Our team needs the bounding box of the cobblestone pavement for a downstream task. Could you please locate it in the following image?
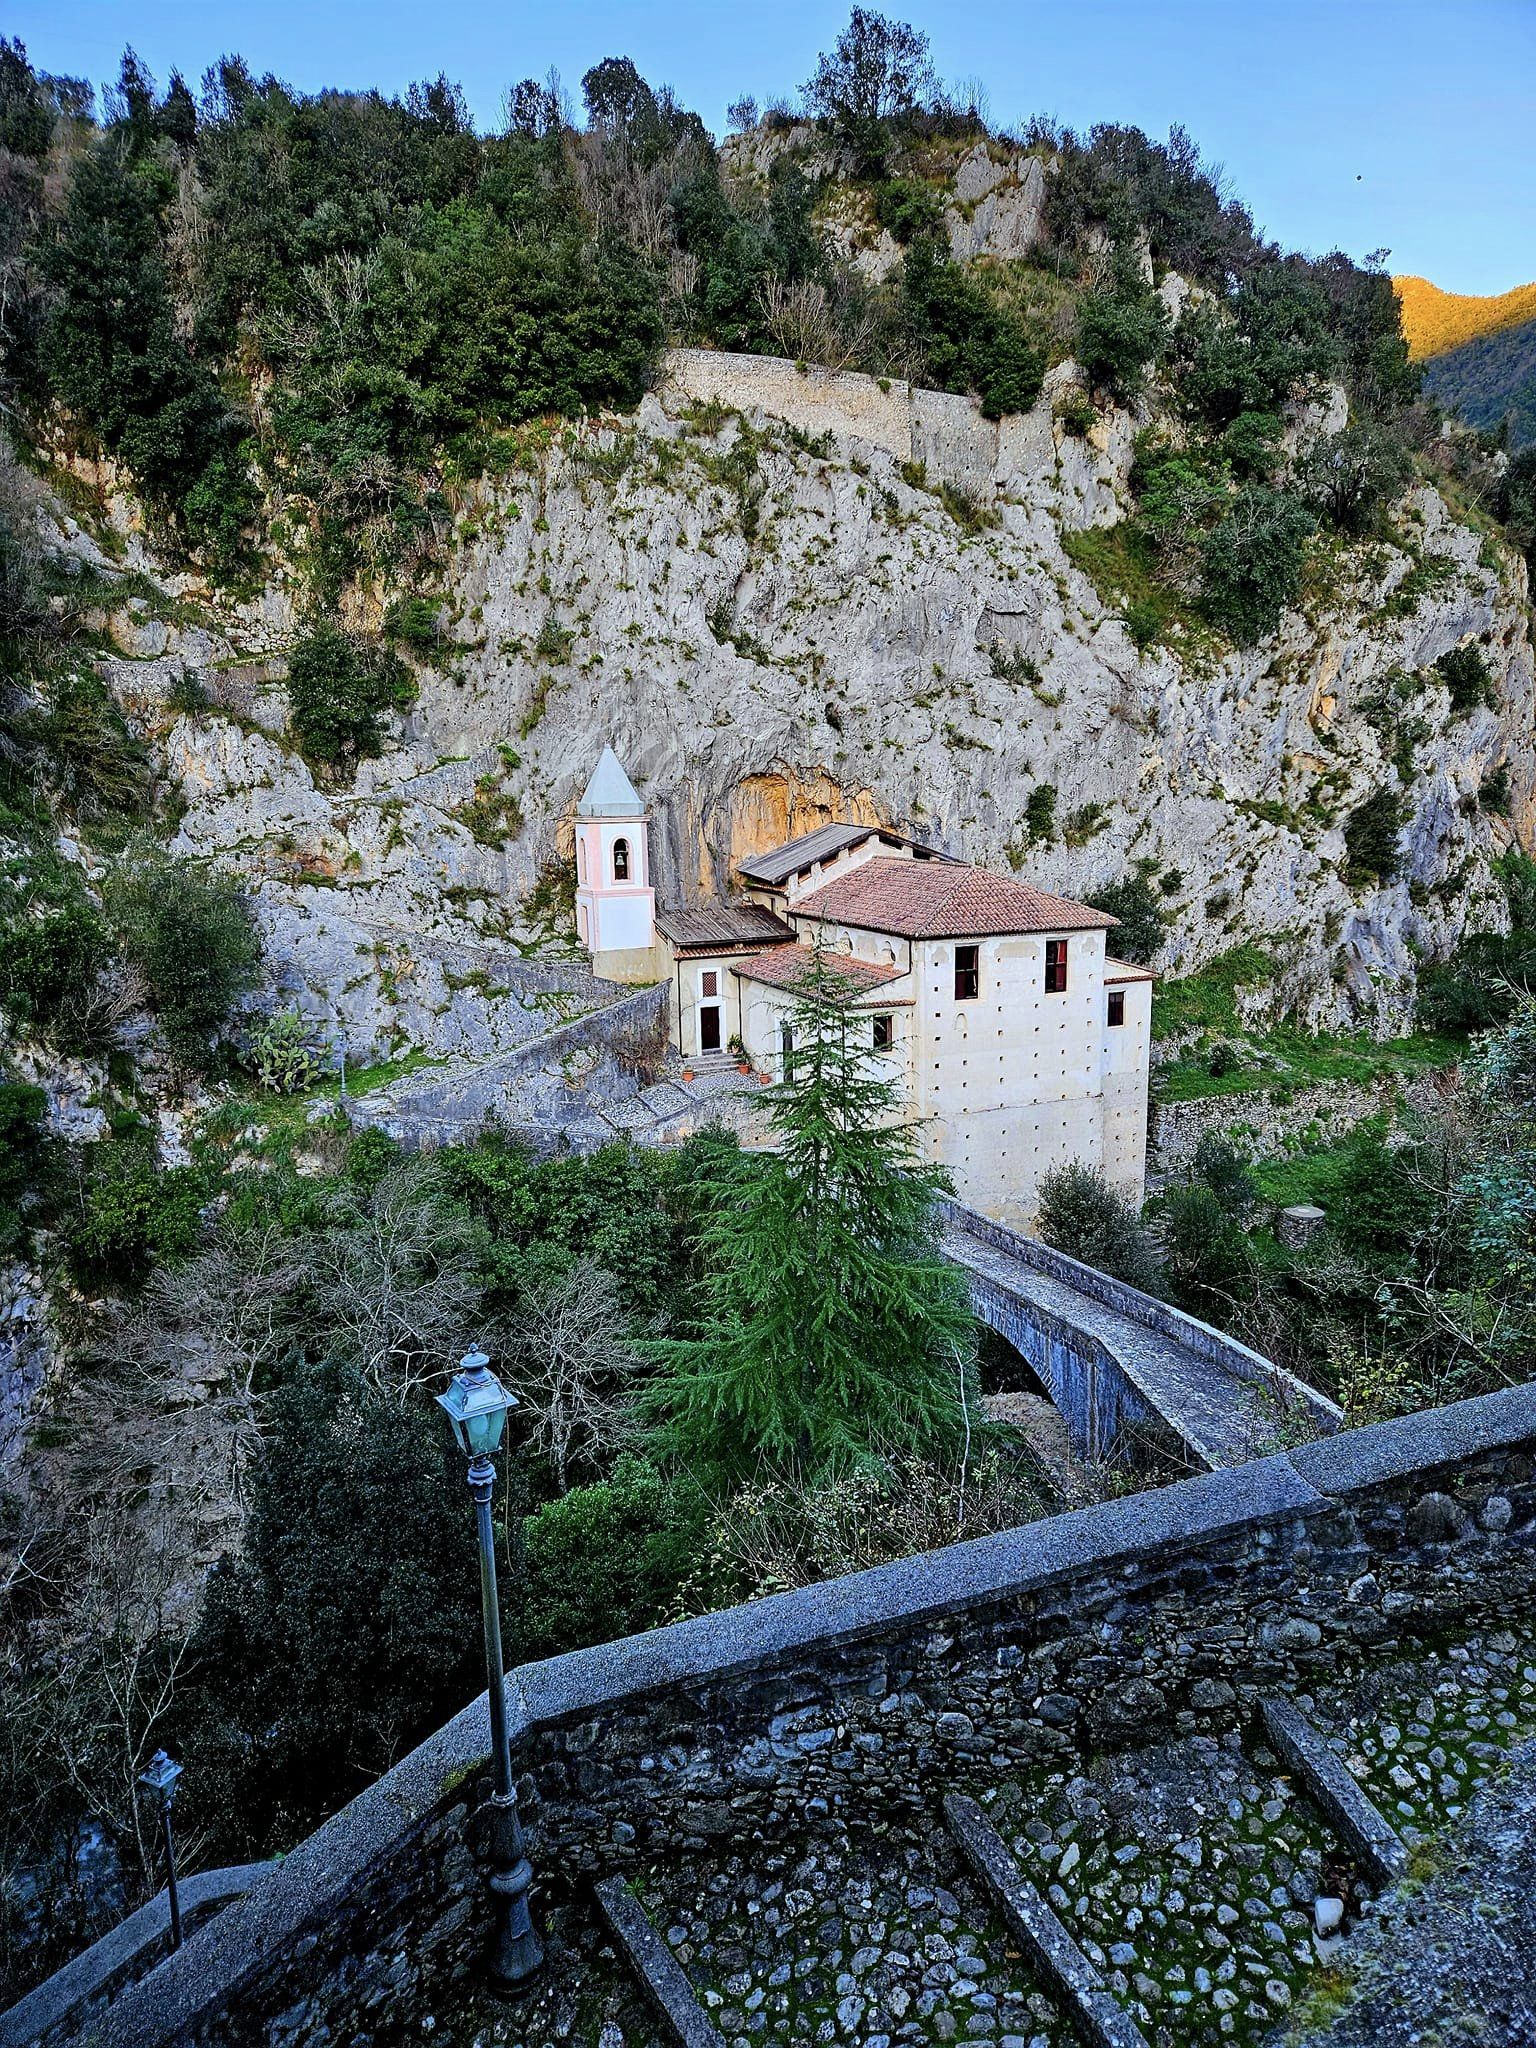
[425,1630,1536,2048]
[639,1834,1070,2048]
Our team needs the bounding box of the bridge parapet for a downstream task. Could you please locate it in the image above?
[942,1200,1341,1468]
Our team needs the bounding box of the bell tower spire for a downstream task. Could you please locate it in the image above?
[573,746,657,981]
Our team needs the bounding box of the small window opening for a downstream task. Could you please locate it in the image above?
[701,969,719,997]
[873,1014,894,1051]
[1045,938,1068,993]
[954,944,980,1001]
[1107,988,1126,1028]
[612,837,630,881]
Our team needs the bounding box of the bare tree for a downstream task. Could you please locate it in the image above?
[758,274,879,372]
[505,1258,640,1492]
[310,1159,485,1400]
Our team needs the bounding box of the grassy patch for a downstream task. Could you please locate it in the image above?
[1160,1030,1464,1109]
[1062,522,1215,654]
[1152,944,1277,1041]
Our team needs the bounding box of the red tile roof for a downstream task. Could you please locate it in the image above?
[731,945,902,1000]
[790,858,1118,940]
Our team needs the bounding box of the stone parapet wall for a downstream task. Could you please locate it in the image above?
[68,1381,1536,2048]
[945,1201,1338,1426]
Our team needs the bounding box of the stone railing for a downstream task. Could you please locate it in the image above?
[45,1380,1536,2048]
[946,1200,1341,1432]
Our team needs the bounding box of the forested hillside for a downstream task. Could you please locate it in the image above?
[1424,317,1536,450]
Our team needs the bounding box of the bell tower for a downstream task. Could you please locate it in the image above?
[573,746,657,981]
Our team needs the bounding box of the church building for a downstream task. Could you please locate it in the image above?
[570,749,1152,1225]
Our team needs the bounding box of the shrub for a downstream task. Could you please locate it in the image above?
[1217,409,1284,481]
[179,1362,483,1855]
[1075,255,1170,401]
[285,623,418,776]
[1085,870,1166,964]
[1036,1161,1165,1296]
[1198,487,1316,643]
[516,1456,707,1660]
[1342,787,1408,887]
[0,1079,49,1253]
[249,1009,324,1094]
[1298,421,1410,537]
[899,239,1045,419]
[1435,643,1496,714]
[105,848,261,1073]
[873,176,942,245]
[0,898,111,1044]
[1023,783,1057,844]
[61,1135,206,1291]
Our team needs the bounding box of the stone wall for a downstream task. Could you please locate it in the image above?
[349,980,670,1149]
[1149,1069,1457,1177]
[657,351,916,465]
[71,1381,1536,2048]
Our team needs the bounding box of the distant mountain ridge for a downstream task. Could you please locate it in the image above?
[1394,274,1536,360]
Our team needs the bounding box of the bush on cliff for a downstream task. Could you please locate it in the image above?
[284,622,418,777]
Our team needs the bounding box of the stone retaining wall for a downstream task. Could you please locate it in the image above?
[66,1382,1536,2048]
[1149,1070,1456,1176]
[349,981,669,1148]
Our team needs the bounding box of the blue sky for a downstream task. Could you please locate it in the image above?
[17,0,1534,294]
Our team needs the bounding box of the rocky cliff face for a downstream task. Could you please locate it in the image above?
[41,349,1535,1048]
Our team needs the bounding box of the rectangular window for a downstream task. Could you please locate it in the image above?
[954,944,980,1001]
[872,1013,894,1050]
[1044,938,1068,993]
[1107,988,1126,1028]
[701,970,718,997]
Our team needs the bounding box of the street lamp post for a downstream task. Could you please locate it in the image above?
[138,1751,184,1951]
[436,1349,544,1989]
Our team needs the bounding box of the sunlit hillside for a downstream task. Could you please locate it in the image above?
[1395,273,1536,359]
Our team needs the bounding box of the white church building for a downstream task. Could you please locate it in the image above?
[571,748,1152,1224]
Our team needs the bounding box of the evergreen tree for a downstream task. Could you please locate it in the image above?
[646,947,975,1479]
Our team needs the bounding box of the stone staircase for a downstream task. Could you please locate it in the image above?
[565,1628,1536,2048]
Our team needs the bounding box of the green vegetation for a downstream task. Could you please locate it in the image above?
[284,622,418,777]
[646,947,975,1478]
[1037,1160,1165,1296]
[104,843,262,1073]
[1085,865,1168,964]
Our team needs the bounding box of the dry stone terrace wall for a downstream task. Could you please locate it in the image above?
[67,1382,1536,2048]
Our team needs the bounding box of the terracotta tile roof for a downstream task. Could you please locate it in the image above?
[655,904,795,951]
[790,857,1118,940]
[1104,959,1155,984]
[731,945,902,1000]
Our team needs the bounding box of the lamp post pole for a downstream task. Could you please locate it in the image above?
[438,1351,543,1990]
[138,1751,184,1951]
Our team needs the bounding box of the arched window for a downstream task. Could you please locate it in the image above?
[613,837,630,881]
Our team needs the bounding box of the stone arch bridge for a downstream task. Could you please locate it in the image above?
[942,1202,1341,1468]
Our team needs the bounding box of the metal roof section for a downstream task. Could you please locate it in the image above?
[576,745,646,819]
[736,820,944,887]
[654,903,797,951]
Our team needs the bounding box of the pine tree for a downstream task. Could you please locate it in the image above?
[647,946,975,1479]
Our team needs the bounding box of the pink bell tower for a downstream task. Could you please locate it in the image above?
[573,746,657,981]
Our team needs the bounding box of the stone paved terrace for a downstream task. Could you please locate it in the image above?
[27,1383,1536,2048]
[416,1628,1536,2048]
[941,1211,1340,1470]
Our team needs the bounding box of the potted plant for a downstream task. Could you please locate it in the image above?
[727,1032,751,1074]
